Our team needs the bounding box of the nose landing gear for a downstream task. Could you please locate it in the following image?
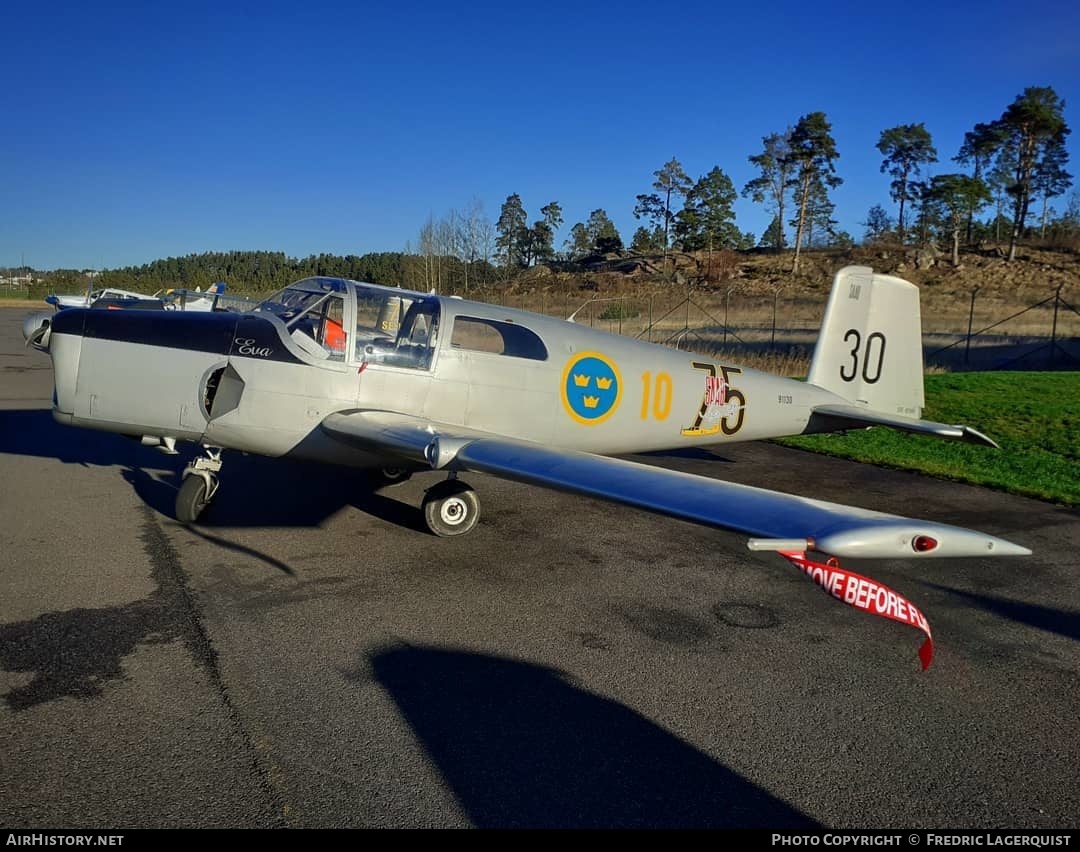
[176,448,222,524]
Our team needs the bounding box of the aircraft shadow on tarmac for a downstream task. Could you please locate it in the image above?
[366,643,818,829]
[0,407,427,531]
[0,407,740,533]
[925,583,1080,643]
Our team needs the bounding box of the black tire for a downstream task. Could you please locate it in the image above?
[176,475,210,524]
[422,480,480,537]
[368,466,413,489]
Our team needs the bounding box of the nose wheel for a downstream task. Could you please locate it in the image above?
[175,448,222,524]
[422,479,480,537]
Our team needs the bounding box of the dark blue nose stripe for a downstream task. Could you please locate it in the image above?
[49,308,305,364]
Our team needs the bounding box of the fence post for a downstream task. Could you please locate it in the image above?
[965,286,980,367]
[724,286,734,346]
[684,287,691,346]
[1051,283,1063,365]
[648,295,654,343]
[771,286,782,348]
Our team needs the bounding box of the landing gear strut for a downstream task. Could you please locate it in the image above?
[176,448,222,524]
[422,478,480,537]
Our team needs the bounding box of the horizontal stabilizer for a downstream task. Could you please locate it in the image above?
[808,404,999,448]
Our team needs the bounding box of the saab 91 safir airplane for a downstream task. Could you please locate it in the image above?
[23,266,1031,668]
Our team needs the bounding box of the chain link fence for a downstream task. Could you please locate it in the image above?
[486,284,1079,372]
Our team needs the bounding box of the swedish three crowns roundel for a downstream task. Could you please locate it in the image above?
[561,352,622,425]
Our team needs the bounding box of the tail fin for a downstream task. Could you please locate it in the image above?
[807,266,924,418]
[209,281,227,294]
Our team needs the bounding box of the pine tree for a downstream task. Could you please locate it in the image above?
[788,112,842,274]
[673,167,741,251]
[496,194,528,268]
[876,123,938,244]
[993,87,1071,259]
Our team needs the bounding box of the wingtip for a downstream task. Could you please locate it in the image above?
[962,425,999,449]
[989,540,1032,557]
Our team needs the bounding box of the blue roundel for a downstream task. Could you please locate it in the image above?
[562,353,621,424]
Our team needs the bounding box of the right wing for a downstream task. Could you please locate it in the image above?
[321,411,1029,560]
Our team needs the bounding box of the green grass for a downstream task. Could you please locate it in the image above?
[777,372,1080,506]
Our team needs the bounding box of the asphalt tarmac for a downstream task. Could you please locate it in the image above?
[0,307,1077,829]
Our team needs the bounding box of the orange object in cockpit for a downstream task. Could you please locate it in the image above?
[324,318,346,351]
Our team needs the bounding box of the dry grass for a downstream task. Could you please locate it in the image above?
[696,346,813,377]
[493,245,1079,347]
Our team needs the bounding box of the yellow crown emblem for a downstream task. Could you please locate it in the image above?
[573,374,590,387]
[596,377,613,390]
[582,395,600,409]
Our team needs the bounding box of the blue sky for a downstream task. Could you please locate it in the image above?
[3,0,1078,270]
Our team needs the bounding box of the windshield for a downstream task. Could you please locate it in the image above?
[257,284,334,327]
[257,278,348,360]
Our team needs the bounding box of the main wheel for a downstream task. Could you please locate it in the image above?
[422,480,480,537]
[176,474,211,524]
[368,465,413,489]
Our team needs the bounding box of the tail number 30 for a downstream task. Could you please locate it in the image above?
[840,329,886,384]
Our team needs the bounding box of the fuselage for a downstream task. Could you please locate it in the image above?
[44,277,847,466]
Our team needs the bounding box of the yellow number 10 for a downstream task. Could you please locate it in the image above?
[640,371,672,421]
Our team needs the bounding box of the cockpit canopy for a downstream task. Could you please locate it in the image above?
[255,277,437,368]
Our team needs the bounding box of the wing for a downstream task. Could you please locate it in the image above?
[321,411,1029,560]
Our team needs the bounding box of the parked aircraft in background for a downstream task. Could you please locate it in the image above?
[46,281,230,311]
[47,286,158,309]
[23,267,1031,668]
[159,282,235,312]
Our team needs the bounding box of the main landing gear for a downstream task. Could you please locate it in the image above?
[421,477,480,537]
[172,447,481,537]
[368,465,413,489]
[370,464,480,537]
[175,447,222,524]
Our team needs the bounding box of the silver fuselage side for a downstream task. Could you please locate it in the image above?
[45,278,846,467]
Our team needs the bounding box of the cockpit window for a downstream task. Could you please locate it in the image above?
[355,289,439,370]
[450,316,548,360]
